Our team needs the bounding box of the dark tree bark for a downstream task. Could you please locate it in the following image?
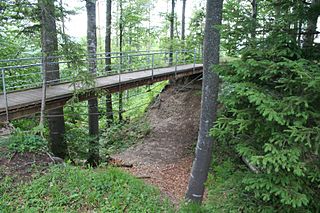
[39,0,67,159]
[86,0,99,166]
[185,0,223,203]
[118,0,123,122]
[181,0,186,41]
[105,0,113,127]
[169,0,175,65]
[303,0,320,49]
[251,0,257,40]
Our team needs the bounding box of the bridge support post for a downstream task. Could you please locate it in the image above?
[1,69,9,122]
[175,51,178,79]
[152,53,154,80]
[193,48,197,74]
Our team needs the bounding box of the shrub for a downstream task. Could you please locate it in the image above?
[7,129,47,153]
[212,41,320,212]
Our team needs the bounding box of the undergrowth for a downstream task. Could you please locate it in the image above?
[3,129,48,153]
[100,119,151,159]
[0,165,174,212]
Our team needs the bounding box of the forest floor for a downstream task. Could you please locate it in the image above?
[0,78,203,207]
[112,80,202,204]
[0,146,54,183]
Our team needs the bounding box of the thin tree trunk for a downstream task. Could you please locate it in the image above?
[39,0,67,159]
[251,0,257,40]
[169,0,175,66]
[303,0,320,49]
[185,0,223,203]
[181,0,186,41]
[118,0,123,122]
[86,0,99,166]
[297,20,302,47]
[105,0,113,127]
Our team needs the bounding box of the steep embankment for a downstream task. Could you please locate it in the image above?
[113,78,202,203]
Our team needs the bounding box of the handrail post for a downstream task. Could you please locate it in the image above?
[118,54,122,83]
[1,69,9,122]
[39,60,47,128]
[152,53,154,80]
[175,51,178,79]
[147,50,150,69]
[193,48,197,74]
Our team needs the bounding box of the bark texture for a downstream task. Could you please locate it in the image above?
[251,0,257,39]
[185,0,223,203]
[118,0,123,122]
[39,0,67,159]
[169,0,175,66]
[86,0,99,166]
[303,0,320,49]
[105,0,113,126]
[181,0,186,41]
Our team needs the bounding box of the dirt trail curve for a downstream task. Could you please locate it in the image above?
[113,80,202,204]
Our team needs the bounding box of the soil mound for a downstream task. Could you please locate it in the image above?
[113,78,202,203]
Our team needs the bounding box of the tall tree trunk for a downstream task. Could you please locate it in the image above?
[39,0,67,159]
[169,0,175,65]
[118,0,123,122]
[185,0,223,203]
[86,0,99,166]
[181,0,186,41]
[251,0,257,40]
[105,0,113,127]
[303,0,320,49]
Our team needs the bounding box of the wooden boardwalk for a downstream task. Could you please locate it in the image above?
[0,64,203,121]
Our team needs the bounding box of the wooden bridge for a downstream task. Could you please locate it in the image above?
[0,62,203,122]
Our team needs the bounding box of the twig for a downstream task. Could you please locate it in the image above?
[8,151,17,163]
[46,152,55,163]
[137,176,151,179]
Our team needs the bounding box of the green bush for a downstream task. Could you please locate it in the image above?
[7,129,47,153]
[212,40,320,212]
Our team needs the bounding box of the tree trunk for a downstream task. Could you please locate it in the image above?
[86,0,99,166]
[105,0,113,127]
[303,0,320,49]
[185,0,223,203]
[169,0,175,66]
[181,0,186,41]
[118,0,123,122]
[39,0,67,159]
[251,0,257,40]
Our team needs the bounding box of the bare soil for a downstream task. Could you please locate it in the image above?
[113,80,202,204]
[0,147,54,183]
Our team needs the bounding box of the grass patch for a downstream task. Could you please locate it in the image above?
[100,119,151,158]
[0,165,174,212]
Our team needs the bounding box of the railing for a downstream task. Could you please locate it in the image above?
[0,49,203,122]
[0,49,202,94]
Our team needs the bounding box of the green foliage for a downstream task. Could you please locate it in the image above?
[6,129,47,153]
[0,165,174,212]
[100,119,150,158]
[212,38,320,211]
[186,7,205,51]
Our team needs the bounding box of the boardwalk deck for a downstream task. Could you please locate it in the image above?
[0,64,203,121]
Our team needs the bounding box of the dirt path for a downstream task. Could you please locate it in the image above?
[113,81,201,204]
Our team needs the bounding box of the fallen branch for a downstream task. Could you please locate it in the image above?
[241,156,259,174]
[8,152,17,163]
[46,152,64,164]
[108,157,133,168]
[137,176,151,179]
